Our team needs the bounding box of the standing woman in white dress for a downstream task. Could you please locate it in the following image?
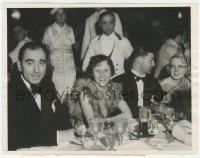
[42,8,76,99]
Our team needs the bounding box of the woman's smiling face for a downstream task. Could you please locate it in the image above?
[93,60,112,87]
[170,58,188,80]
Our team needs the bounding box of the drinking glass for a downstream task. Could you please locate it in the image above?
[89,118,104,150]
[162,106,175,123]
[162,106,175,134]
[104,120,117,151]
[114,117,128,145]
[139,106,151,123]
[139,107,151,136]
[74,123,87,148]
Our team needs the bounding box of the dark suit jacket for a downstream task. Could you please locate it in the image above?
[113,71,164,118]
[8,74,72,150]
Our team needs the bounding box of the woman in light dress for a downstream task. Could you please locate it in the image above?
[43,8,76,99]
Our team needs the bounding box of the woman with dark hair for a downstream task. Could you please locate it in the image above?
[64,54,132,127]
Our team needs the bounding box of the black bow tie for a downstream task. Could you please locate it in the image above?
[135,76,144,82]
[30,84,41,95]
[132,73,145,82]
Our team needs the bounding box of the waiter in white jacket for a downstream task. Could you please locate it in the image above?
[82,11,133,77]
[81,8,123,61]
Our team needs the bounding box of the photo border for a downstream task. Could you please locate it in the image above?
[2,2,198,155]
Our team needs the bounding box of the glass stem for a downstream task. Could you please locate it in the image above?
[118,135,122,145]
[94,135,98,149]
[81,136,85,149]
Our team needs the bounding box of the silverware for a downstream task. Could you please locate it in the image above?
[69,141,82,146]
[165,132,184,144]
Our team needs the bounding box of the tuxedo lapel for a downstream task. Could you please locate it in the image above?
[16,76,41,124]
[127,72,138,94]
[124,72,139,114]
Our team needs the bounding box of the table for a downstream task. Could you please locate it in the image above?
[17,119,191,153]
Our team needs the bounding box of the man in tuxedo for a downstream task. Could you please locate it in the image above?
[8,42,72,150]
[113,47,164,118]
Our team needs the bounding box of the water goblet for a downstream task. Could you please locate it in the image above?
[74,123,87,149]
[114,117,128,145]
[89,118,104,150]
[104,121,117,151]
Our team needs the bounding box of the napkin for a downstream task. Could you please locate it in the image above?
[172,120,191,146]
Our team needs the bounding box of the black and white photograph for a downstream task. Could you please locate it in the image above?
[1,2,198,155]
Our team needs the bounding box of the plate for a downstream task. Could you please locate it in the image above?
[145,137,170,146]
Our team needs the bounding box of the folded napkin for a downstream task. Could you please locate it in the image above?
[172,120,191,146]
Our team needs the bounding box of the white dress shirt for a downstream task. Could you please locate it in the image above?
[21,75,56,112]
[131,69,145,107]
[21,75,41,110]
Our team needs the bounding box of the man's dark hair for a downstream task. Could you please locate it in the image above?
[86,54,115,78]
[96,11,116,35]
[127,47,153,70]
[18,42,49,62]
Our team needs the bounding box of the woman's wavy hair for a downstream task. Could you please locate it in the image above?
[169,53,189,66]
[85,54,115,78]
[167,53,190,75]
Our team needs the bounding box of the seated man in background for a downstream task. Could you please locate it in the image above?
[8,42,72,150]
[9,23,32,64]
[113,47,164,118]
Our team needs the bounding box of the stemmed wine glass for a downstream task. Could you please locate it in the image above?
[89,118,104,150]
[74,123,87,149]
[114,117,128,145]
[104,119,117,151]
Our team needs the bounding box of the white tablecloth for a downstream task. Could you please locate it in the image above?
[18,124,191,151]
